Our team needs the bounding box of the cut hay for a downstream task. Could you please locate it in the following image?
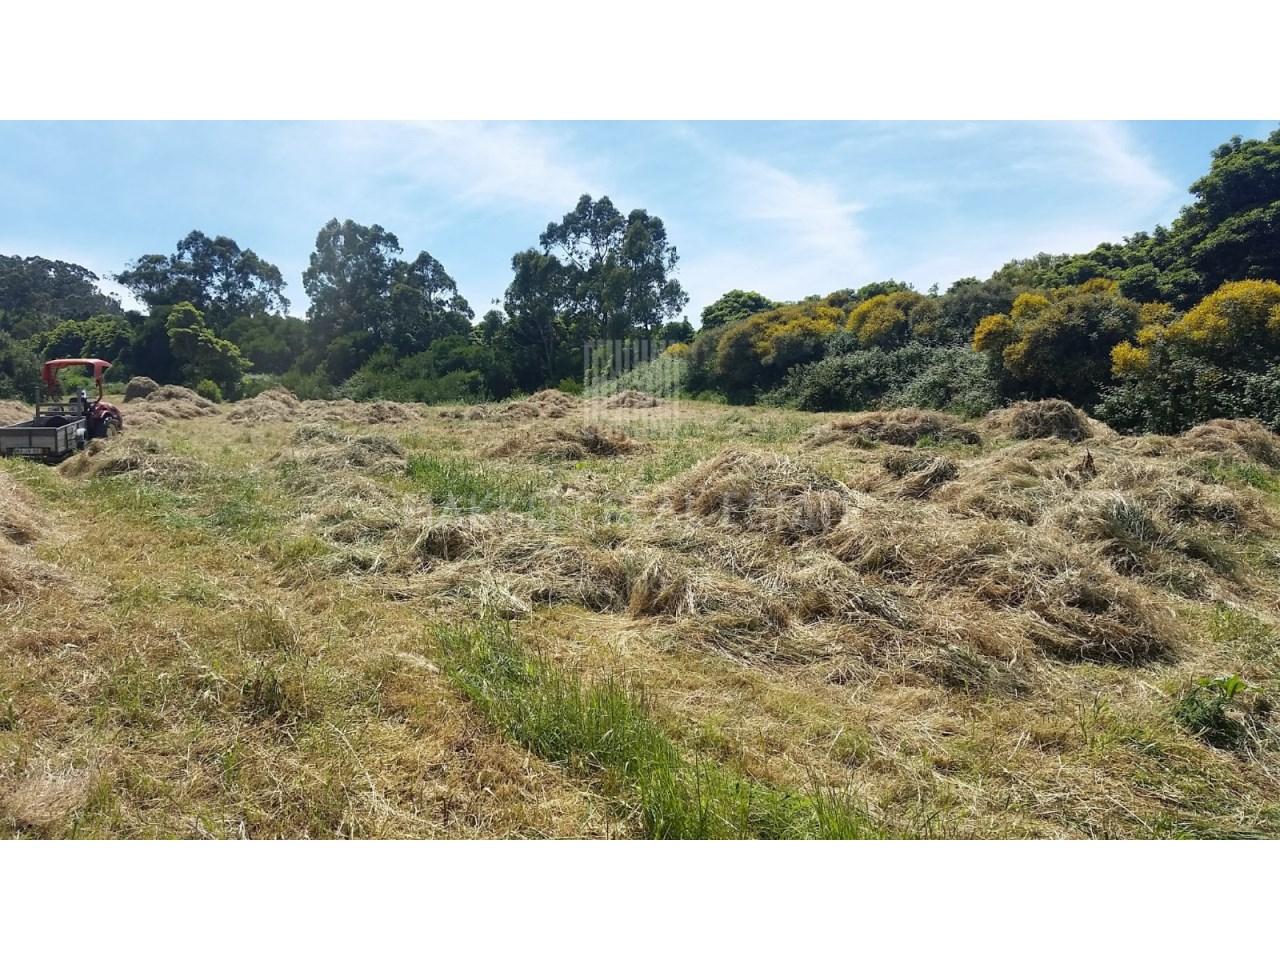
[58,436,203,485]
[497,389,580,421]
[0,400,30,425]
[823,507,1175,663]
[122,376,160,401]
[306,398,425,425]
[662,449,858,542]
[1179,419,1280,469]
[983,400,1099,443]
[804,408,981,448]
[598,389,662,409]
[881,452,959,499]
[274,426,408,476]
[488,425,640,461]
[124,384,217,420]
[1,473,41,546]
[227,388,303,423]
[934,447,1055,524]
[0,761,94,831]
[437,405,489,421]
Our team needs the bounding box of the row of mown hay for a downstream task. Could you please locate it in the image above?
[273,424,408,476]
[227,389,427,425]
[804,408,981,448]
[58,436,204,486]
[659,449,861,542]
[0,472,59,603]
[981,399,1116,443]
[487,425,641,461]
[123,384,218,421]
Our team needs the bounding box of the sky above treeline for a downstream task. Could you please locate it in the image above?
[1,120,1274,322]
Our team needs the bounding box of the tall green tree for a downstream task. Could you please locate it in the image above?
[302,218,472,381]
[535,194,688,339]
[699,290,775,329]
[116,231,290,330]
[0,255,122,340]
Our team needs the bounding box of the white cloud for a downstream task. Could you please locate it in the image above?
[678,154,874,317]
[1005,121,1175,209]
[328,121,602,211]
[1070,121,1174,201]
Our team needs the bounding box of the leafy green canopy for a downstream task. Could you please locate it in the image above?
[116,230,290,331]
[301,218,473,381]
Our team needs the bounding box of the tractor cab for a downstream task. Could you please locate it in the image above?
[35,359,124,438]
[0,359,124,462]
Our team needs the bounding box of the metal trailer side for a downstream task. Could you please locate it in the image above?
[0,415,84,462]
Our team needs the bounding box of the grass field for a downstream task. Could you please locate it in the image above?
[4,385,1280,838]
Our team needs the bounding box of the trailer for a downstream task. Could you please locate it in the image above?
[0,359,123,463]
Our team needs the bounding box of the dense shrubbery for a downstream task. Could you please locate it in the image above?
[761,343,999,416]
[1099,280,1280,432]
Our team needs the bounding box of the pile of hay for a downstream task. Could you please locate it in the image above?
[437,406,489,421]
[597,390,662,409]
[498,389,580,421]
[804,409,981,448]
[983,399,1100,443]
[488,425,640,461]
[0,760,94,832]
[306,398,425,425]
[124,384,218,420]
[227,388,303,423]
[1179,419,1280,468]
[0,475,59,603]
[1,473,41,546]
[824,506,1173,663]
[122,376,160,401]
[274,426,408,476]
[0,400,32,425]
[58,436,203,485]
[662,449,857,542]
[881,452,959,499]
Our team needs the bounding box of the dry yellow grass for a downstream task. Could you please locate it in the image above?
[4,389,1280,837]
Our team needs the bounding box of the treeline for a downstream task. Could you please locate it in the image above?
[2,128,1278,433]
[0,194,693,404]
[682,128,1280,432]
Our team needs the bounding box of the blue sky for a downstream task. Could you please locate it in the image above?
[1,121,1274,322]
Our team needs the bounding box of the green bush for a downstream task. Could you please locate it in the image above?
[194,379,224,403]
[762,343,1000,416]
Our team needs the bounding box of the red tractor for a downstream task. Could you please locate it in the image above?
[0,359,124,462]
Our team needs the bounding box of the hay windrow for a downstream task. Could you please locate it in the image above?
[880,453,959,499]
[1179,418,1280,468]
[122,376,160,401]
[497,389,581,421]
[596,389,663,409]
[804,408,981,448]
[273,426,408,476]
[661,449,859,542]
[822,506,1175,663]
[227,388,304,423]
[57,436,204,485]
[1,473,42,546]
[488,425,641,461]
[123,384,218,420]
[983,399,1099,443]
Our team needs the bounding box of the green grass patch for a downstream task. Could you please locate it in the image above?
[435,620,892,839]
[407,455,542,513]
[1192,458,1280,494]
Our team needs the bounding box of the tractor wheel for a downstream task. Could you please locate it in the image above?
[104,420,120,439]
